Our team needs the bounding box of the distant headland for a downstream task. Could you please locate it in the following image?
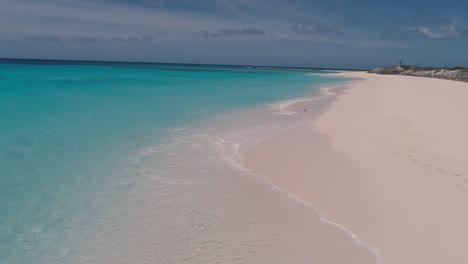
[369,65,468,82]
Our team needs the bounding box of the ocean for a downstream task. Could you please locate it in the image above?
[0,60,374,263]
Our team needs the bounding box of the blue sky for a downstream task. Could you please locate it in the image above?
[0,0,467,68]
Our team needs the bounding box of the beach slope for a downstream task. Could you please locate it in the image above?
[244,72,468,264]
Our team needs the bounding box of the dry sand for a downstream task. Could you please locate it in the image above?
[244,72,468,264]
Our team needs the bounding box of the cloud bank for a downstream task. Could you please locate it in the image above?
[23,34,155,43]
[198,28,268,38]
[290,20,340,35]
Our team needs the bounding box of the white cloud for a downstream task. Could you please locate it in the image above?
[417,24,460,39]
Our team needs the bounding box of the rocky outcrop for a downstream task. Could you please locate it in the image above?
[369,65,468,82]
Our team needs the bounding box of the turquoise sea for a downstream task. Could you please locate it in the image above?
[0,60,373,263]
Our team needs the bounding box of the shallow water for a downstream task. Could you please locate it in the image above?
[0,61,374,263]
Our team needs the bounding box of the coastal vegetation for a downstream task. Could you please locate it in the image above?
[370,65,468,82]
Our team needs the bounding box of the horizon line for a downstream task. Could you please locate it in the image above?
[0,57,368,71]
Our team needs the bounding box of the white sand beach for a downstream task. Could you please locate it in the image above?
[244,72,468,264]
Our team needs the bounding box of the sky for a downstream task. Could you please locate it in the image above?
[0,0,467,69]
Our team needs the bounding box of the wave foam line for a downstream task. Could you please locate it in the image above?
[220,101,385,263]
[260,175,384,264]
[211,132,383,264]
[268,82,348,116]
[218,133,383,263]
[235,158,384,263]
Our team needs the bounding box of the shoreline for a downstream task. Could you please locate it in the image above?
[243,71,468,264]
[71,71,379,264]
[243,75,384,263]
